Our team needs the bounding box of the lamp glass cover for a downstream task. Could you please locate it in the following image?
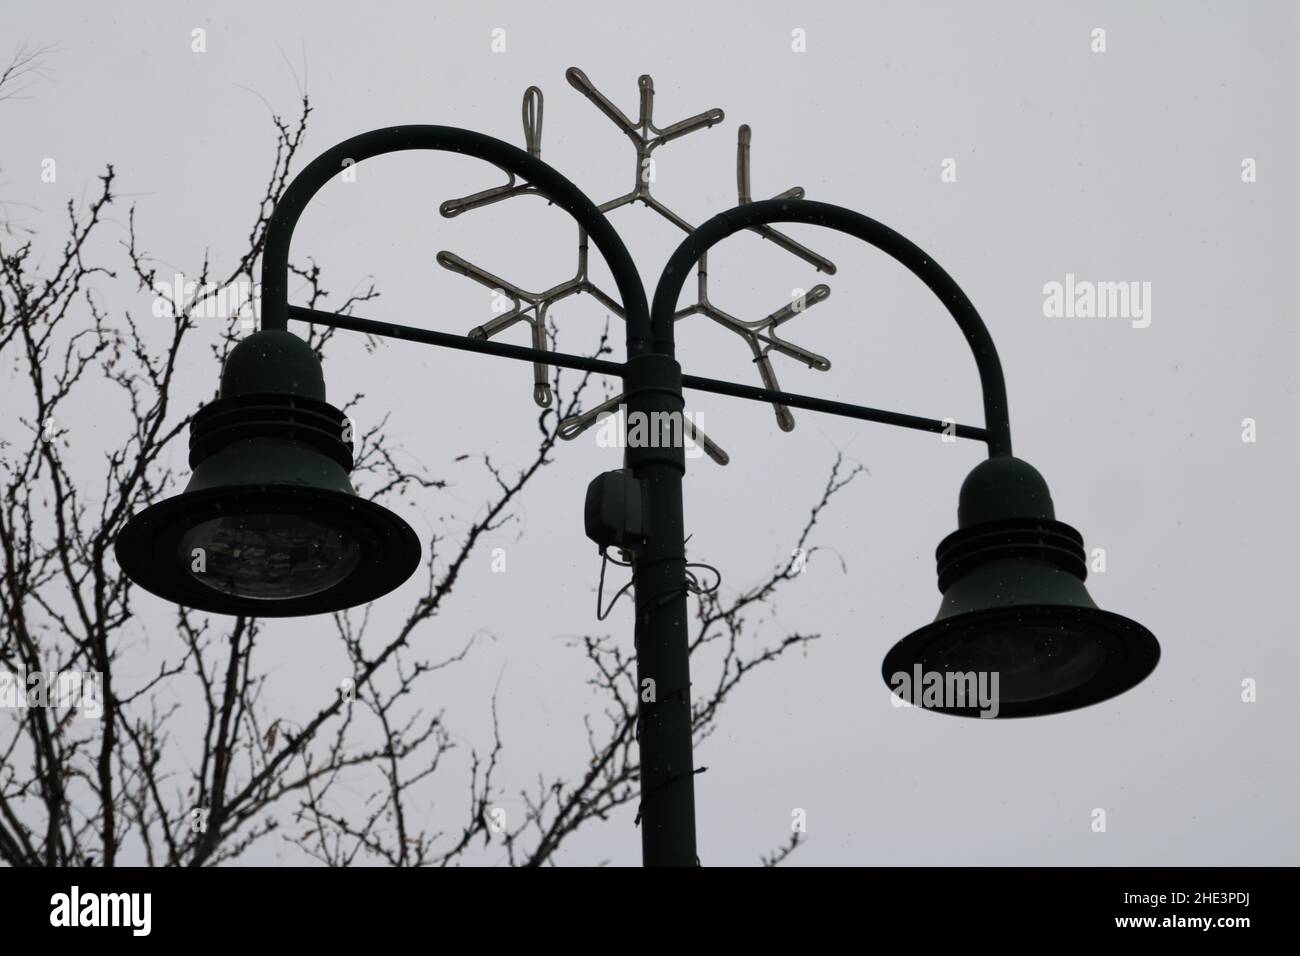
[179,513,360,600]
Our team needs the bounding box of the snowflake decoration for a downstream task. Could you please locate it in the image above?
[437,67,838,463]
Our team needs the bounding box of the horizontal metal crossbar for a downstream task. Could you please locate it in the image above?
[290,306,988,444]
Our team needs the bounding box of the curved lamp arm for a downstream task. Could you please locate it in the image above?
[258,125,652,353]
[651,198,1013,458]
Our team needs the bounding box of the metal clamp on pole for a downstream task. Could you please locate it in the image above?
[622,352,688,474]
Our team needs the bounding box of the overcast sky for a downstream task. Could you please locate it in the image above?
[2,0,1296,865]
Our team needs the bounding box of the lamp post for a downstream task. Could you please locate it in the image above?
[115,125,1158,867]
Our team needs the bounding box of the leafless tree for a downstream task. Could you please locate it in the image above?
[0,90,864,867]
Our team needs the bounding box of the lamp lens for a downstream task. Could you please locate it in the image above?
[920,622,1106,704]
[179,513,360,600]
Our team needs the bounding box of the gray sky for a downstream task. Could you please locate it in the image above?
[2,0,1296,864]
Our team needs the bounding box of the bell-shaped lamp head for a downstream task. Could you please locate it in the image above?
[882,457,1159,717]
[115,330,421,616]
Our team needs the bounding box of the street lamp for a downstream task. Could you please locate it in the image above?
[652,200,1160,720]
[882,455,1160,718]
[116,122,1159,866]
[114,328,421,616]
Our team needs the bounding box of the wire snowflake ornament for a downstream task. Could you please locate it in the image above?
[437,67,838,464]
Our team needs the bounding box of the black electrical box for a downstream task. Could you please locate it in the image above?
[584,469,646,552]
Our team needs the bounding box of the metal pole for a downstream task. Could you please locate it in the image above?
[624,352,696,866]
